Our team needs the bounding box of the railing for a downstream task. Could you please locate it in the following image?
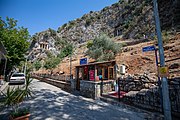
[100,76,180,117]
[31,73,72,92]
[31,73,71,82]
[117,77,180,116]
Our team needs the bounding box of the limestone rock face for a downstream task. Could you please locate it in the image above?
[28,29,59,62]
[28,0,179,62]
[57,0,156,43]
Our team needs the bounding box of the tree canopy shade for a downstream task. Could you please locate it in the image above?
[0,17,30,74]
[87,34,122,61]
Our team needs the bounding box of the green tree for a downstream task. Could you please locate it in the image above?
[43,57,60,71]
[87,34,122,61]
[0,17,30,75]
[33,61,41,71]
[58,43,73,59]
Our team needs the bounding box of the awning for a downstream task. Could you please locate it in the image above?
[75,60,116,67]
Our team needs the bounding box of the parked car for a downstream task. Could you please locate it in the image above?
[10,73,26,84]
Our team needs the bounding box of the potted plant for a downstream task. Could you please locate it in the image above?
[3,74,32,120]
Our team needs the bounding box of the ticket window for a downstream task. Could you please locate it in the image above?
[97,68,102,80]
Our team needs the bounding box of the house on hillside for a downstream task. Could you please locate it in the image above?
[0,41,7,84]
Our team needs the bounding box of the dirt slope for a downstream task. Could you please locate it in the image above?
[40,33,180,79]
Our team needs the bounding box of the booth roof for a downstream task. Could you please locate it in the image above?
[75,60,116,67]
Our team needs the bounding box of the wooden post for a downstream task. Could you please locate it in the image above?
[94,65,97,81]
[76,67,80,90]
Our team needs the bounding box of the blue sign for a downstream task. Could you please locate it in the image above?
[80,58,88,65]
[142,45,156,52]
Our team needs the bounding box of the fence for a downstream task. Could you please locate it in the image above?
[119,77,180,117]
[100,76,180,117]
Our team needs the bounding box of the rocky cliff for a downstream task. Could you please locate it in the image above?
[57,0,155,43]
[28,0,179,62]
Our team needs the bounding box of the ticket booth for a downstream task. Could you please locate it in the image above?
[74,60,117,99]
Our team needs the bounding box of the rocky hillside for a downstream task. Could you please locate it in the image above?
[49,33,180,79]
[28,0,180,71]
[28,29,59,62]
[29,0,156,61]
[158,0,180,31]
[57,0,155,43]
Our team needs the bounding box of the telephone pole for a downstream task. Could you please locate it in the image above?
[153,0,172,119]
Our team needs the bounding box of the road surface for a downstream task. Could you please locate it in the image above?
[0,79,163,120]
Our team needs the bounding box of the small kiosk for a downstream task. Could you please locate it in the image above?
[71,60,117,99]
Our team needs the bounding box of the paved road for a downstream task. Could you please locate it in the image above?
[1,79,163,120]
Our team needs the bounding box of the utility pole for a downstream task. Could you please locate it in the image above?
[153,0,172,120]
[24,58,27,75]
[70,55,72,79]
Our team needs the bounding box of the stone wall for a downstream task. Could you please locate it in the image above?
[121,78,180,117]
[79,80,114,99]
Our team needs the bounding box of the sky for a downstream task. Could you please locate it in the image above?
[0,0,118,36]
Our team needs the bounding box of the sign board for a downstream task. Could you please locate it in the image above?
[142,45,155,52]
[80,58,88,65]
[158,66,169,77]
[89,70,95,81]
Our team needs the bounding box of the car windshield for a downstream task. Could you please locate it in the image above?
[12,74,25,77]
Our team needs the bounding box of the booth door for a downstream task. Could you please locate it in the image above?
[76,67,80,90]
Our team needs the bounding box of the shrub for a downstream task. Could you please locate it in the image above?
[33,60,41,71]
[87,34,122,61]
[85,18,91,27]
[58,43,73,59]
[44,57,60,70]
[86,40,93,48]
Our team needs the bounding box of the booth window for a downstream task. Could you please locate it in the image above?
[104,67,108,80]
[109,68,113,79]
[84,66,88,80]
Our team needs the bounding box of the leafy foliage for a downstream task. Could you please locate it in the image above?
[0,17,30,74]
[86,40,93,48]
[55,37,73,58]
[33,60,41,71]
[43,57,60,70]
[58,42,73,59]
[87,34,122,61]
[2,74,32,118]
[48,28,56,37]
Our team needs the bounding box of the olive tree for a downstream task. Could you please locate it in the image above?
[87,34,122,61]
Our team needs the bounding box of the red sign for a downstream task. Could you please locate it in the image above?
[89,70,95,81]
[84,66,88,74]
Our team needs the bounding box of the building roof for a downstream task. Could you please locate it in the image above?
[75,60,116,67]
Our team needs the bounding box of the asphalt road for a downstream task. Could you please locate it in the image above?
[0,79,163,120]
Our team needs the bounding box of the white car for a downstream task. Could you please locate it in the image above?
[10,73,26,84]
